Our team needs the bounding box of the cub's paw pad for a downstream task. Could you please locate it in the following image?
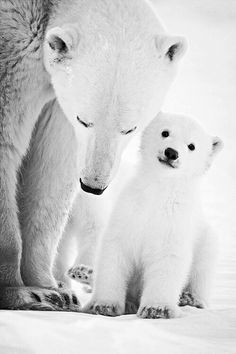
[68,265,93,285]
[125,301,138,314]
[179,291,204,309]
[138,305,173,319]
[85,302,123,317]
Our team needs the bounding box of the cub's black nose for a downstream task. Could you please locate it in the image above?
[80,178,107,195]
[164,148,179,161]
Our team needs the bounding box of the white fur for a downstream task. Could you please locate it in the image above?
[55,153,135,287]
[85,112,222,318]
[46,0,187,290]
[54,191,110,287]
[0,0,186,309]
[44,0,187,191]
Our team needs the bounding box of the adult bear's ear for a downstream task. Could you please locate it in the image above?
[156,35,187,63]
[212,136,223,156]
[45,25,79,60]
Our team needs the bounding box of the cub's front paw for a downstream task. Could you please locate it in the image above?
[137,305,178,319]
[84,301,124,317]
[68,265,93,286]
[179,291,205,309]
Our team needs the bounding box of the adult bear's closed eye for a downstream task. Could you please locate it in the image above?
[0,0,186,310]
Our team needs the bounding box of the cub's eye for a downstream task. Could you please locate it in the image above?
[162,131,169,138]
[121,126,137,135]
[188,144,195,151]
[77,116,94,128]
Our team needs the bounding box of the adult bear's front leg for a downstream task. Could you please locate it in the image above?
[0,0,53,309]
[19,101,80,301]
[0,0,81,311]
[0,147,24,288]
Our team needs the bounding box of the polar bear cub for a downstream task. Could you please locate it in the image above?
[85,112,223,319]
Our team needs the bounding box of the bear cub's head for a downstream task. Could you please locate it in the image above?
[141,112,223,178]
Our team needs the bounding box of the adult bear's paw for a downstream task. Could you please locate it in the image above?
[0,287,81,311]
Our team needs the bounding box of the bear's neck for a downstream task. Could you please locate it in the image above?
[138,168,200,204]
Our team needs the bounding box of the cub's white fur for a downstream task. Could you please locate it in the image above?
[85,112,222,318]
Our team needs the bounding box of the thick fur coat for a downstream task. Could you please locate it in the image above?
[0,0,186,310]
[85,113,222,318]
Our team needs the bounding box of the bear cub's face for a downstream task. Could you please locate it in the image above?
[141,113,223,178]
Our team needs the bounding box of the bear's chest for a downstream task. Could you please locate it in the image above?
[133,190,196,250]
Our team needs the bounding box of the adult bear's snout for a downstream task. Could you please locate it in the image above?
[80,178,107,195]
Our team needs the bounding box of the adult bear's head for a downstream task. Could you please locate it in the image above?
[44,0,187,195]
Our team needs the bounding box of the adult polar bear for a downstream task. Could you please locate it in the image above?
[0,0,187,310]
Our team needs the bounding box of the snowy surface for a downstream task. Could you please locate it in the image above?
[0,307,236,354]
[0,1,236,353]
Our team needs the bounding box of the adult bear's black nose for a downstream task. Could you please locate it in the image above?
[80,178,107,195]
[164,148,179,161]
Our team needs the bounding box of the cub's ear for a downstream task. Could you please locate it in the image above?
[206,136,223,171]
[212,136,223,156]
[45,25,79,59]
[156,35,187,63]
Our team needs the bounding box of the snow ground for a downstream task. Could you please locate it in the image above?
[0,1,236,353]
